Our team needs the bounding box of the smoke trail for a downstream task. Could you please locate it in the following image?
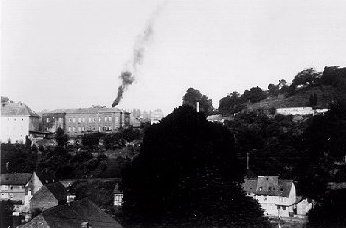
[112,3,166,107]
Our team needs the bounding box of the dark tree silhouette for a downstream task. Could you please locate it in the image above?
[182,88,213,115]
[297,99,346,199]
[55,127,68,149]
[121,105,269,227]
[242,86,267,103]
[292,68,321,87]
[308,189,346,227]
[219,91,244,114]
[268,83,279,97]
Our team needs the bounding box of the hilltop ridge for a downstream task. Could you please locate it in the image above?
[219,66,346,115]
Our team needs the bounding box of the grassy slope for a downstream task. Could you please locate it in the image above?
[247,85,343,110]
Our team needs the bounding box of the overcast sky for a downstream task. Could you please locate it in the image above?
[1,1,345,115]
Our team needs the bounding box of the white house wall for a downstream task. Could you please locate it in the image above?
[0,116,30,143]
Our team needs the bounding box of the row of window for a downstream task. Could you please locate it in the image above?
[68,126,113,132]
[2,185,22,190]
[67,116,116,123]
[0,193,14,199]
[46,117,63,123]
[258,187,284,192]
[5,118,24,121]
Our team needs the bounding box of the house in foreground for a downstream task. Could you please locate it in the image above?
[0,173,32,203]
[242,176,297,217]
[18,198,122,228]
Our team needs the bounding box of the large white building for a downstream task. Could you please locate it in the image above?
[275,107,329,116]
[1,101,40,143]
[150,109,164,124]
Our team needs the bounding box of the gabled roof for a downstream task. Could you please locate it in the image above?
[19,198,122,228]
[0,173,32,185]
[46,182,67,201]
[26,171,54,190]
[1,102,39,117]
[278,179,294,198]
[242,176,293,197]
[46,106,122,114]
[31,182,67,202]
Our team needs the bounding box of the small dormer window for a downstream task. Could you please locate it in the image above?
[269,187,272,191]
[280,187,283,191]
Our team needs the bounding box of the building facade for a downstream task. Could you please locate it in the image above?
[1,101,40,143]
[150,109,164,124]
[242,176,297,217]
[0,173,32,203]
[42,106,131,136]
[275,107,329,116]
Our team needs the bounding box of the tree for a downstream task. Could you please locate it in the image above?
[278,79,289,94]
[268,83,279,97]
[320,66,346,88]
[292,68,321,88]
[0,200,14,228]
[304,99,346,161]
[121,126,141,142]
[25,135,32,149]
[1,96,9,103]
[296,99,346,199]
[308,189,346,227]
[219,91,244,114]
[278,79,287,89]
[308,93,318,107]
[225,111,307,179]
[182,88,213,115]
[81,133,100,148]
[1,144,37,173]
[241,86,267,103]
[121,106,269,227]
[55,127,68,149]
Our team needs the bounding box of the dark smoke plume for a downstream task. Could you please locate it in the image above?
[112,71,134,107]
[112,3,166,107]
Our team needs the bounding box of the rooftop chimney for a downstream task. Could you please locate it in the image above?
[246,152,250,170]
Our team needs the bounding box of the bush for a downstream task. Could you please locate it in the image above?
[82,133,100,148]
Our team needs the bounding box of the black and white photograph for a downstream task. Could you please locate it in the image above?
[1,1,346,227]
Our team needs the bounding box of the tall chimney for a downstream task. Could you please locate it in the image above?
[196,101,200,113]
[246,152,250,170]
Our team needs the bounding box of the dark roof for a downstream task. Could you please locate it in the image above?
[31,182,67,203]
[242,178,257,193]
[0,173,32,185]
[46,106,122,114]
[45,182,68,201]
[1,102,39,117]
[278,179,294,198]
[19,199,122,228]
[242,176,293,197]
[113,183,122,194]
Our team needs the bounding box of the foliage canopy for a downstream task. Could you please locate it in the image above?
[121,105,269,227]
